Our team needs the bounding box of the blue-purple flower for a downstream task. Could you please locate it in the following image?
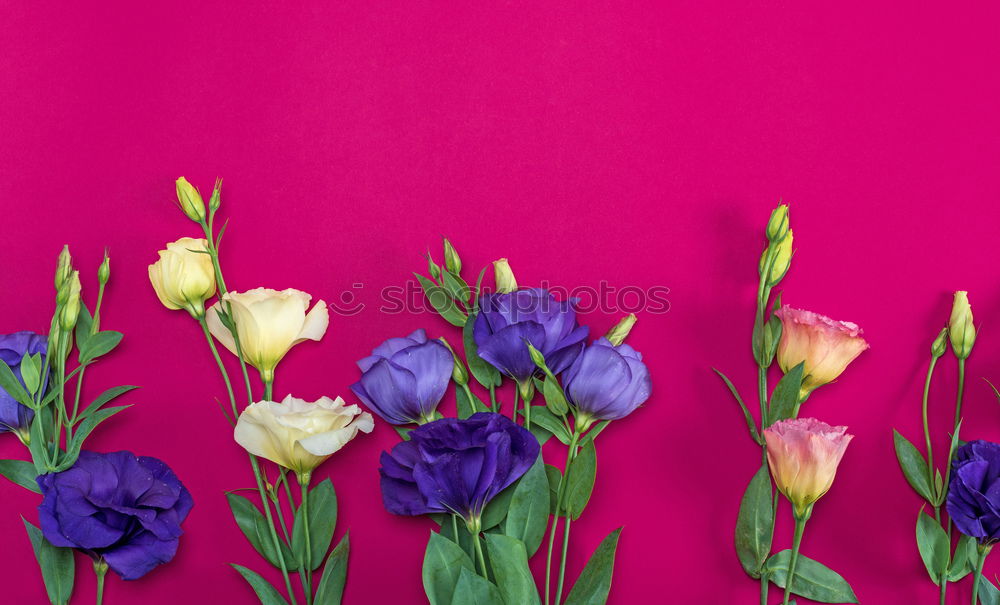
[0,331,47,436]
[564,338,651,422]
[351,329,453,424]
[379,412,539,522]
[473,289,588,385]
[947,440,1000,544]
[37,451,193,580]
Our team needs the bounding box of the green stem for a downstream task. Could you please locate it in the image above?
[199,317,238,418]
[782,513,809,605]
[922,356,939,490]
[512,389,520,425]
[265,380,274,402]
[70,281,106,429]
[944,359,967,539]
[555,516,572,604]
[972,545,989,605]
[489,384,498,412]
[300,475,314,604]
[94,559,108,605]
[545,431,580,605]
[473,531,488,578]
[553,431,581,605]
[940,579,947,605]
[760,573,769,605]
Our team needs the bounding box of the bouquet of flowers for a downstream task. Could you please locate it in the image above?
[0,247,191,604]
[352,240,651,605]
[150,177,372,605]
[715,204,864,604]
[893,292,1000,603]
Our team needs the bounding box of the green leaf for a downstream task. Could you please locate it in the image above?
[563,527,622,605]
[464,315,501,389]
[545,464,562,515]
[442,271,471,305]
[767,362,805,426]
[579,421,611,446]
[713,368,761,444]
[522,406,571,445]
[28,412,50,474]
[0,459,40,493]
[482,482,516,530]
[915,510,949,584]
[292,479,338,571]
[77,385,139,420]
[484,534,540,605]
[78,330,123,364]
[231,564,290,605]
[948,534,977,581]
[415,274,467,327]
[57,406,130,470]
[565,440,597,520]
[314,533,350,605]
[20,353,41,396]
[423,531,476,605]
[456,387,488,420]
[226,493,299,571]
[23,518,74,605]
[541,376,568,416]
[0,359,34,408]
[893,430,933,502]
[767,550,858,603]
[394,425,413,441]
[452,567,504,605]
[735,465,773,578]
[980,574,1000,605]
[74,303,94,350]
[503,454,549,556]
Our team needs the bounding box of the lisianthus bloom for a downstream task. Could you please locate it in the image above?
[949,291,976,360]
[379,413,538,525]
[0,331,47,438]
[148,237,216,318]
[473,288,588,386]
[774,306,868,400]
[764,418,853,517]
[350,330,453,425]
[234,395,374,478]
[947,441,1000,544]
[37,451,193,580]
[207,288,329,382]
[563,337,651,424]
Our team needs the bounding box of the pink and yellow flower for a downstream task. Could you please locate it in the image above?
[764,417,853,517]
[775,305,868,400]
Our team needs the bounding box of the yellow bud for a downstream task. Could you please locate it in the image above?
[443,238,461,274]
[175,177,206,222]
[59,271,81,331]
[759,230,793,285]
[148,238,217,319]
[493,258,518,293]
[949,291,976,360]
[54,245,72,291]
[766,204,790,241]
[605,313,637,346]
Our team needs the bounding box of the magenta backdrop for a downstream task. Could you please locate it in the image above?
[2,2,1000,603]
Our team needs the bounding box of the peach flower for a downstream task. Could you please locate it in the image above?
[775,305,868,400]
[764,417,853,517]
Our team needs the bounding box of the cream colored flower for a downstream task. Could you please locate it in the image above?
[148,238,216,318]
[206,288,329,381]
[234,395,374,477]
[764,417,853,517]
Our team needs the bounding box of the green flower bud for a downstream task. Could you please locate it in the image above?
[427,254,441,281]
[59,271,81,331]
[493,258,518,294]
[209,178,222,212]
[949,291,976,360]
[527,343,547,370]
[175,177,206,222]
[443,238,461,274]
[437,338,469,386]
[98,251,111,285]
[766,204,790,242]
[931,327,948,358]
[759,230,793,285]
[54,245,72,291]
[605,313,637,346]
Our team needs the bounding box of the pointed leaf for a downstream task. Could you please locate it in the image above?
[78,330,123,364]
[77,385,139,420]
[0,459,40,493]
[767,550,858,603]
[503,454,549,556]
[481,482,516,531]
[423,531,475,605]
[292,479,338,571]
[314,533,350,605]
[415,274,467,327]
[23,518,74,605]
[893,430,932,502]
[563,527,622,605]
[735,465,773,578]
[916,510,948,584]
[980,574,1000,605]
[714,368,760,443]
[484,534,540,605]
[948,534,977,581]
[452,567,504,605]
[227,493,299,571]
[57,406,130,470]
[463,313,501,389]
[0,359,33,407]
[565,439,597,520]
[767,362,804,426]
[231,564,289,605]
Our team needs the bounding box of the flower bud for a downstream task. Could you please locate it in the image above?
[427,254,441,281]
[209,178,222,212]
[175,177,206,222]
[443,239,461,274]
[931,327,948,359]
[98,251,111,285]
[59,271,81,331]
[949,291,976,360]
[605,313,637,346]
[437,338,469,386]
[149,238,217,319]
[493,258,518,294]
[766,204,790,242]
[527,343,547,371]
[54,245,72,291]
[759,230,793,285]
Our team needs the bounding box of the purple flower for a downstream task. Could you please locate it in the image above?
[379,413,539,521]
[473,289,589,385]
[0,331,47,435]
[351,329,454,424]
[37,451,193,580]
[948,440,1000,544]
[564,338,651,421]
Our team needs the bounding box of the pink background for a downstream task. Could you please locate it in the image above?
[1,2,999,603]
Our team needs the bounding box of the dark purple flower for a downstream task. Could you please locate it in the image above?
[37,451,193,580]
[563,337,652,421]
[947,440,1000,544]
[0,331,47,435]
[351,329,454,425]
[379,412,539,521]
[473,288,589,385]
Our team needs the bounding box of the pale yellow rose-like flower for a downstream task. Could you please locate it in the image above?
[764,417,853,517]
[207,288,329,381]
[234,395,374,478]
[949,291,976,360]
[148,238,216,319]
